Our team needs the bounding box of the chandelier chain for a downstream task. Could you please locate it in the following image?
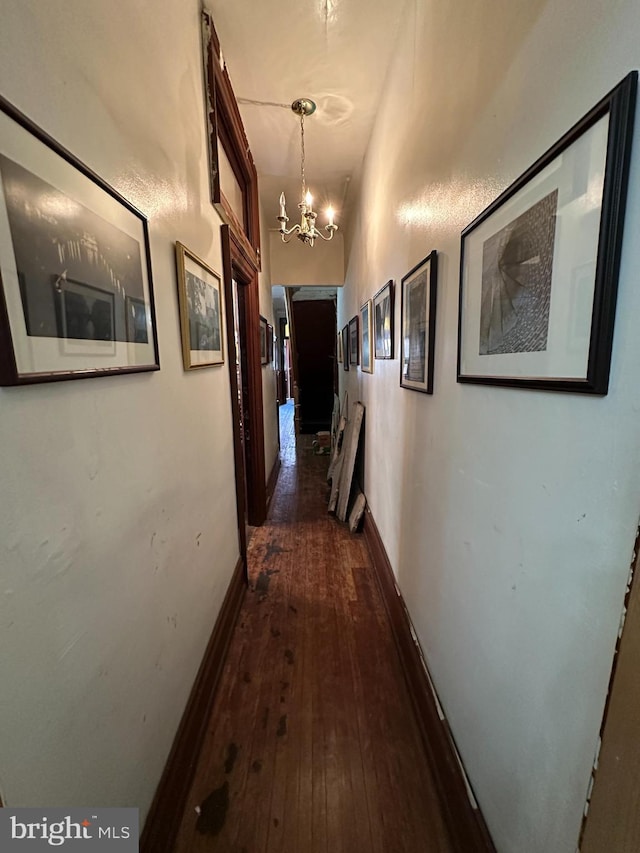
[300,111,306,201]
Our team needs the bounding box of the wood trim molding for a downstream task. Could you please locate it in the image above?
[362,508,496,853]
[222,225,267,527]
[266,453,281,507]
[202,11,261,270]
[140,556,246,853]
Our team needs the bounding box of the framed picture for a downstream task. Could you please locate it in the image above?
[337,330,343,364]
[360,299,373,374]
[267,323,274,364]
[400,252,438,394]
[458,71,637,394]
[342,325,349,371]
[175,242,224,370]
[373,280,394,359]
[259,315,268,365]
[348,316,359,366]
[0,96,159,385]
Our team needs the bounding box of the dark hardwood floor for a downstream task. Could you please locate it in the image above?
[173,401,454,852]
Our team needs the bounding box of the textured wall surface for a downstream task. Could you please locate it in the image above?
[339,1,640,850]
[0,0,242,819]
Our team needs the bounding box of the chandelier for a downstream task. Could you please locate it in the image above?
[277,98,338,246]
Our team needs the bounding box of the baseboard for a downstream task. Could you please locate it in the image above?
[362,508,496,853]
[266,453,281,506]
[140,556,246,853]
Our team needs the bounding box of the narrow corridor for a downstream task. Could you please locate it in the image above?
[174,402,454,852]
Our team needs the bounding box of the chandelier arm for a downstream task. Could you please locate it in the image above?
[314,228,336,242]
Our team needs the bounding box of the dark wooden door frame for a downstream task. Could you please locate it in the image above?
[221,224,267,535]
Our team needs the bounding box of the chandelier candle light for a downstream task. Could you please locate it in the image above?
[278,98,338,246]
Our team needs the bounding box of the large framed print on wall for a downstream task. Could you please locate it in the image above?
[373,280,394,359]
[175,242,224,370]
[360,299,373,374]
[400,251,438,394]
[0,96,159,386]
[457,71,637,395]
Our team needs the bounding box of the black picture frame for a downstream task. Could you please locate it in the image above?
[348,316,359,366]
[0,95,159,386]
[360,299,373,374]
[457,71,637,394]
[259,315,268,365]
[342,325,350,371]
[400,251,438,394]
[267,323,274,364]
[373,280,394,359]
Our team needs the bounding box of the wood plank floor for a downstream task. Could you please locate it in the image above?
[173,401,454,853]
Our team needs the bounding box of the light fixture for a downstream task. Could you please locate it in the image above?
[277,98,338,246]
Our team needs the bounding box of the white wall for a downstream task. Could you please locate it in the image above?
[270,229,344,286]
[0,0,240,819]
[339,1,640,851]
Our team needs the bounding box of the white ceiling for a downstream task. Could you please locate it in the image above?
[205,0,406,232]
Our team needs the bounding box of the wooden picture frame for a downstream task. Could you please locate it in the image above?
[342,325,349,371]
[400,251,438,394]
[458,71,637,394]
[373,280,394,359]
[259,315,268,365]
[360,299,373,374]
[348,316,359,366]
[175,242,224,369]
[0,96,159,386]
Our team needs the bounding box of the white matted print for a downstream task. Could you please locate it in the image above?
[360,299,373,374]
[0,96,158,385]
[458,72,637,394]
[175,242,224,369]
[400,251,438,394]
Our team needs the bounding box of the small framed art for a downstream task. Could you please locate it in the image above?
[0,95,159,385]
[259,315,268,365]
[348,316,359,366]
[458,71,637,394]
[360,299,373,373]
[175,242,224,369]
[267,323,274,364]
[400,251,438,394]
[373,280,393,359]
[337,330,343,364]
[342,325,350,371]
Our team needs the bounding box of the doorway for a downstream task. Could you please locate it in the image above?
[221,225,267,571]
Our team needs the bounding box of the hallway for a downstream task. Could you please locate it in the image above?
[173,402,454,852]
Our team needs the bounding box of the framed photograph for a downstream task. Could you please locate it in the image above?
[259,315,268,365]
[342,325,349,371]
[458,71,637,394]
[348,316,359,366]
[400,252,438,394]
[360,299,373,374]
[373,280,394,359]
[0,96,159,385]
[175,242,224,370]
[337,330,343,364]
[267,323,274,364]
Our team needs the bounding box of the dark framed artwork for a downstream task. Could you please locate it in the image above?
[400,251,438,394]
[267,323,274,363]
[259,315,268,365]
[175,242,224,370]
[348,316,359,366]
[0,96,159,386]
[341,325,349,371]
[337,330,343,364]
[458,71,637,394]
[360,299,373,374]
[373,280,394,359]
